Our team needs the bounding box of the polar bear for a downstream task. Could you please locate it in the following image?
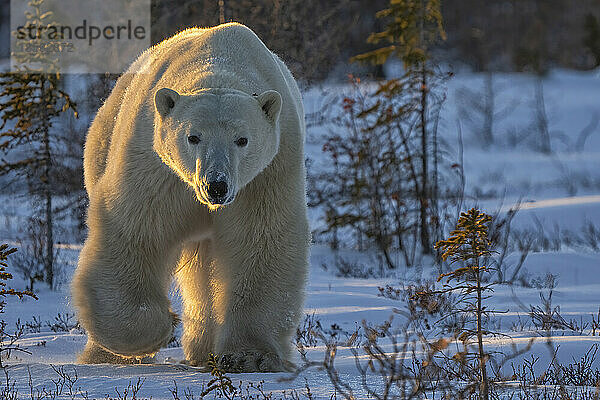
[72,23,310,372]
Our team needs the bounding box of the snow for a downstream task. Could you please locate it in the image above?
[3,248,600,398]
[1,68,600,398]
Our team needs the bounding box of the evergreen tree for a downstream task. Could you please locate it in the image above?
[352,0,446,255]
[352,0,445,67]
[434,208,495,400]
[0,0,77,289]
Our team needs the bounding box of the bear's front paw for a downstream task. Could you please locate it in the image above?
[79,340,157,364]
[87,307,180,358]
[217,351,294,373]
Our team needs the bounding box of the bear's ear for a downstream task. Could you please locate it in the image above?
[256,90,282,123]
[155,88,180,118]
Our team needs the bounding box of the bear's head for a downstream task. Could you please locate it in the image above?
[153,87,282,210]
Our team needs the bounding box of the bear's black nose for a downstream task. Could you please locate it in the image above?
[207,180,228,201]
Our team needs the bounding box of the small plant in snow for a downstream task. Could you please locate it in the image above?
[432,208,496,400]
[24,316,42,334]
[0,244,37,367]
[46,312,80,333]
[203,354,236,399]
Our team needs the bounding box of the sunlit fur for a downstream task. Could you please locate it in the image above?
[73,23,309,372]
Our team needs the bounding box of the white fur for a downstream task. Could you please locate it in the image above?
[73,23,310,372]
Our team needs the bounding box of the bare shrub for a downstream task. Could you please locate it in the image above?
[510,344,600,398]
[11,217,59,291]
[308,72,459,271]
[0,244,37,367]
[24,316,42,334]
[46,312,80,333]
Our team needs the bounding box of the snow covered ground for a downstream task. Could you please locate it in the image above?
[2,247,600,398]
[1,69,600,398]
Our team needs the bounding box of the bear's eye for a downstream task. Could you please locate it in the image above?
[235,137,248,147]
[188,135,200,144]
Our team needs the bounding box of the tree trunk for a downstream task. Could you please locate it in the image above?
[535,77,551,153]
[419,62,431,254]
[476,256,489,400]
[41,78,54,289]
[482,71,494,147]
[44,183,53,289]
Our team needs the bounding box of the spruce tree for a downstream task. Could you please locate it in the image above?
[352,0,446,255]
[434,208,494,400]
[0,0,77,289]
